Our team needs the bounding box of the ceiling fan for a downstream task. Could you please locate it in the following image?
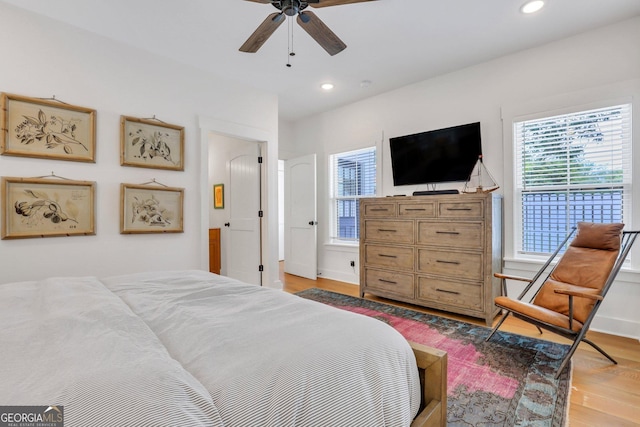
[240,0,376,56]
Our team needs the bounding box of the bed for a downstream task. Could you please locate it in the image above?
[0,276,225,426]
[0,270,446,427]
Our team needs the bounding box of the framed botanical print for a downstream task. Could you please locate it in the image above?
[120,116,184,171]
[2,177,96,239]
[120,183,184,234]
[1,93,96,162]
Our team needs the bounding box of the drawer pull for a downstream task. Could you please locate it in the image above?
[404,208,426,211]
[446,208,472,211]
[436,288,460,295]
[379,279,397,285]
[377,229,397,232]
[379,254,398,258]
[436,231,460,235]
[436,260,460,265]
[370,208,389,212]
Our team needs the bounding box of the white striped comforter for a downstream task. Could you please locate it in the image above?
[0,277,225,427]
[103,270,421,427]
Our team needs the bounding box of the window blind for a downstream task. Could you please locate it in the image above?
[329,147,376,241]
[514,103,632,254]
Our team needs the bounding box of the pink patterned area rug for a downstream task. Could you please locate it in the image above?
[296,288,570,427]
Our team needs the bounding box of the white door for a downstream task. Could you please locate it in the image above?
[226,144,262,285]
[284,154,317,279]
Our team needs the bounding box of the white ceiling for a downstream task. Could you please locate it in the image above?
[4,0,640,122]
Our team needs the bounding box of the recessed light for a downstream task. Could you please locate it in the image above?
[321,83,334,91]
[521,0,545,14]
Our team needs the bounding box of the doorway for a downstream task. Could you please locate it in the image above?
[207,133,264,286]
[200,116,280,289]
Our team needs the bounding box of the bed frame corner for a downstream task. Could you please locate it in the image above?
[408,340,447,427]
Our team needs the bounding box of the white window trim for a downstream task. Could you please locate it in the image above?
[501,80,640,273]
[514,103,631,256]
[327,145,378,245]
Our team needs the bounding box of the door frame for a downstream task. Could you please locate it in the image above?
[198,116,282,289]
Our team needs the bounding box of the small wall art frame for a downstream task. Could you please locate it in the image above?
[120,183,184,234]
[120,116,184,171]
[213,183,224,209]
[0,93,97,162]
[2,176,96,239]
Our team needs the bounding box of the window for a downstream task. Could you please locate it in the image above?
[329,147,376,242]
[514,103,632,255]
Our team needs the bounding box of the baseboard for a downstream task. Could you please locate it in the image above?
[267,279,283,290]
[317,268,359,286]
[591,315,640,341]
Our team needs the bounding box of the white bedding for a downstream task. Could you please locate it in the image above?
[0,276,225,427]
[103,270,421,427]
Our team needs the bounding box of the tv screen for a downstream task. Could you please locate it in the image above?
[389,122,482,186]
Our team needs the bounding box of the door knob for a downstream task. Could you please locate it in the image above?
[224,222,230,227]
[308,221,317,226]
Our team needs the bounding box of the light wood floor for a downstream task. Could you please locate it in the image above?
[280,263,640,427]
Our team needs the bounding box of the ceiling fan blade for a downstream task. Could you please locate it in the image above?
[242,0,272,4]
[309,0,377,8]
[296,11,346,56]
[239,12,285,53]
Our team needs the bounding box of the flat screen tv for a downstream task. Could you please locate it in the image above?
[389,122,482,186]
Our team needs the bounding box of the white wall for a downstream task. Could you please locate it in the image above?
[0,3,278,284]
[278,118,300,160]
[288,17,640,338]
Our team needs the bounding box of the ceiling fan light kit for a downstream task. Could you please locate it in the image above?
[240,0,376,56]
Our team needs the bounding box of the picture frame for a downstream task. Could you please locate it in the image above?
[213,183,224,209]
[120,116,184,171]
[120,183,184,234]
[2,176,96,239]
[1,93,97,162]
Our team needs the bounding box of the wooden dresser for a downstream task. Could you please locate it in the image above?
[359,193,502,325]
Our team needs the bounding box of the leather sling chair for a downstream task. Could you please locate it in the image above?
[486,222,639,379]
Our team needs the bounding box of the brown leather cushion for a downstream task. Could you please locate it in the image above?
[571,222,624,250]
[533,279,601,324]
[495,296,583,332]
[550,246,619,290]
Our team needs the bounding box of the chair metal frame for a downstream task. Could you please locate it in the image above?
[486,228,639,379]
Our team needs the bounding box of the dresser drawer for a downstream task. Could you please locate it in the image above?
[363,203,396,217]
[364,220,414,244]
[398,202,436,218]
[417,276,483,310]
[365,244,414,271]
[364,268,414,298]
[417,221,483,249]
[438,200,484,218]
[416,248,483,281]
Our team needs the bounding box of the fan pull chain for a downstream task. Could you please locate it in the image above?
[287,16,295,67]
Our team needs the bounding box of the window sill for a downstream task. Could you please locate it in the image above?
[325,240,359,249]
[503,256,640,282]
